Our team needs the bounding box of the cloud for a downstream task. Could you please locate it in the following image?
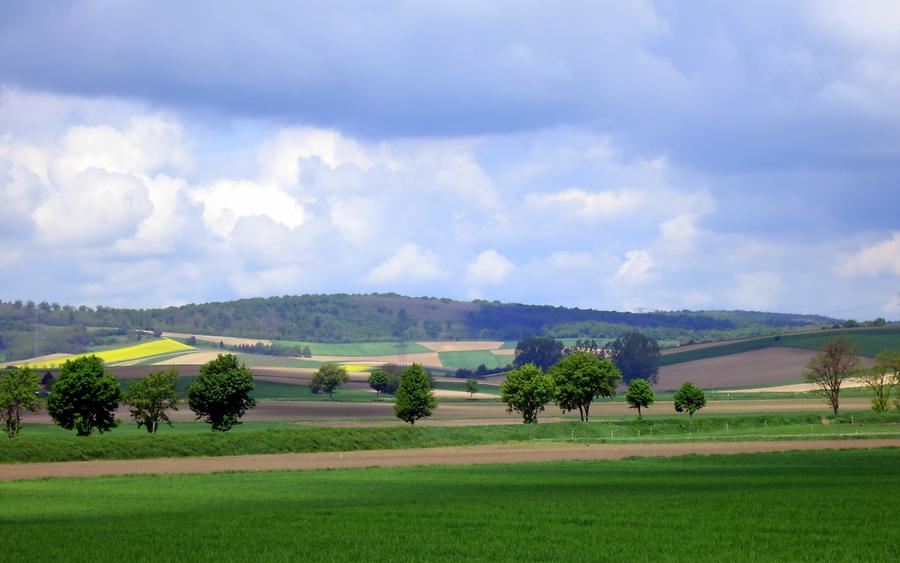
[527,189,645,220]
[841,233,900,277]
[726,272,784,311]
[466,250,514,285]
[365,243,445,285]
[190,180,307,239]
[32,168,153,245]
[612,249,655,285]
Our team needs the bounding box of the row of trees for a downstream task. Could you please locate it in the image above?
[499,352,707,424]
[513,333,661,384]
[0,353,258,438]
[806,337,900,414]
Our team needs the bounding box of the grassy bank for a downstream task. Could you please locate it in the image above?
[4,412,899,464]
[2,448,899,561]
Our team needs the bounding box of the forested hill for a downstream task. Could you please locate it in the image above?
[0,294,837,360]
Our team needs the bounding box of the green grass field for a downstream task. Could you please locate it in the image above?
[2,448,898,561]
[661,326,900,366]
[273,340,430,356]
[5,412,899,464]
[438,350,509,370]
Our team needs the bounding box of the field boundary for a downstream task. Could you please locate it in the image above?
[3,438,898,481]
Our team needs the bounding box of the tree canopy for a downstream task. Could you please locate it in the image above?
[805,336,860,415]
[625,378,655,418]
[514,336,564,372]
[859,350,900,412]
[123,367,180,434]
[610,332,660,384]
[501,363,555,424]
[548,352,620,421]
[47,355,121,436]
[673,381,706,417]
[309,364,349,400]
[0,366,41,438]
[393,363,437,425]
[187,354,256,431]
[368,370,388,394]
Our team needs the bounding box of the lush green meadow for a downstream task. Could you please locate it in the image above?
[5,412,899,464]
[2,448,899,561]
[661,326,900,366]
[438,349,509,370]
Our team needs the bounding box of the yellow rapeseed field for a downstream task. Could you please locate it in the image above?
[18,339,194,369]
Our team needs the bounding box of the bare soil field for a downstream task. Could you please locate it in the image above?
[418,341,503,352]
[4,439,897,481]
[163,332,273,347]
[732,378,869,394]
[656,347,819,390]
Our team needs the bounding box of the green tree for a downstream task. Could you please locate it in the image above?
[625,378,655,418]
[368,370,388,394]
[501,363,555,424]
[805,336,860,415]
[310,364,349,400]
[394,364,437,425]
[514,336,564,372]
[0,366,41,438]
[301,345,312,358]
[673,381,706,417]
[47,355,121,436]
[188,354,256,431]
[859,350,899,412]
[610,332,660,384]
[123,367,180,434]
[549,352,620,421]
[466,378,479,399]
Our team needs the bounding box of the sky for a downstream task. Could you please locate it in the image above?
[1,0,899,319]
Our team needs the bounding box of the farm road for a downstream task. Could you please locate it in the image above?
[3,439,898,482]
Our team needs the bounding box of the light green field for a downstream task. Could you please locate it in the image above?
[2,448,898,561]
[5,412,899,464]
[438,350,509,370]
[273,340,431,356]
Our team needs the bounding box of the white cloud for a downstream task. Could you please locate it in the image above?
[466,250,514,285]
[365,243,445,284]
[527,188,645,219]
[50,116,186,184]
[612,249,655,285]
[190,180,307,239]
[257,127,377,187]
[32,168,153,245]
[841,232,900,277]
[329,197,379,247]
[726,271,784,310]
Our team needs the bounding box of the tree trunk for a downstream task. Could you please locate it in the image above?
[584,403,590,422]
[637,405,642,419]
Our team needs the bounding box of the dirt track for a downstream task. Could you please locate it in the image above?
[2,439,897,481]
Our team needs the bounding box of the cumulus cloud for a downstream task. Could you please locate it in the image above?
[365,243,445,284]
[466,250,514,285]
[527,189,645,220]
[841,233,900,277]
[32,168,153,245]
[190,180,307,239]
[611,249,656,285]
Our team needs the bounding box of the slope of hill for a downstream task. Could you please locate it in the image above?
[0,294,837,361]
